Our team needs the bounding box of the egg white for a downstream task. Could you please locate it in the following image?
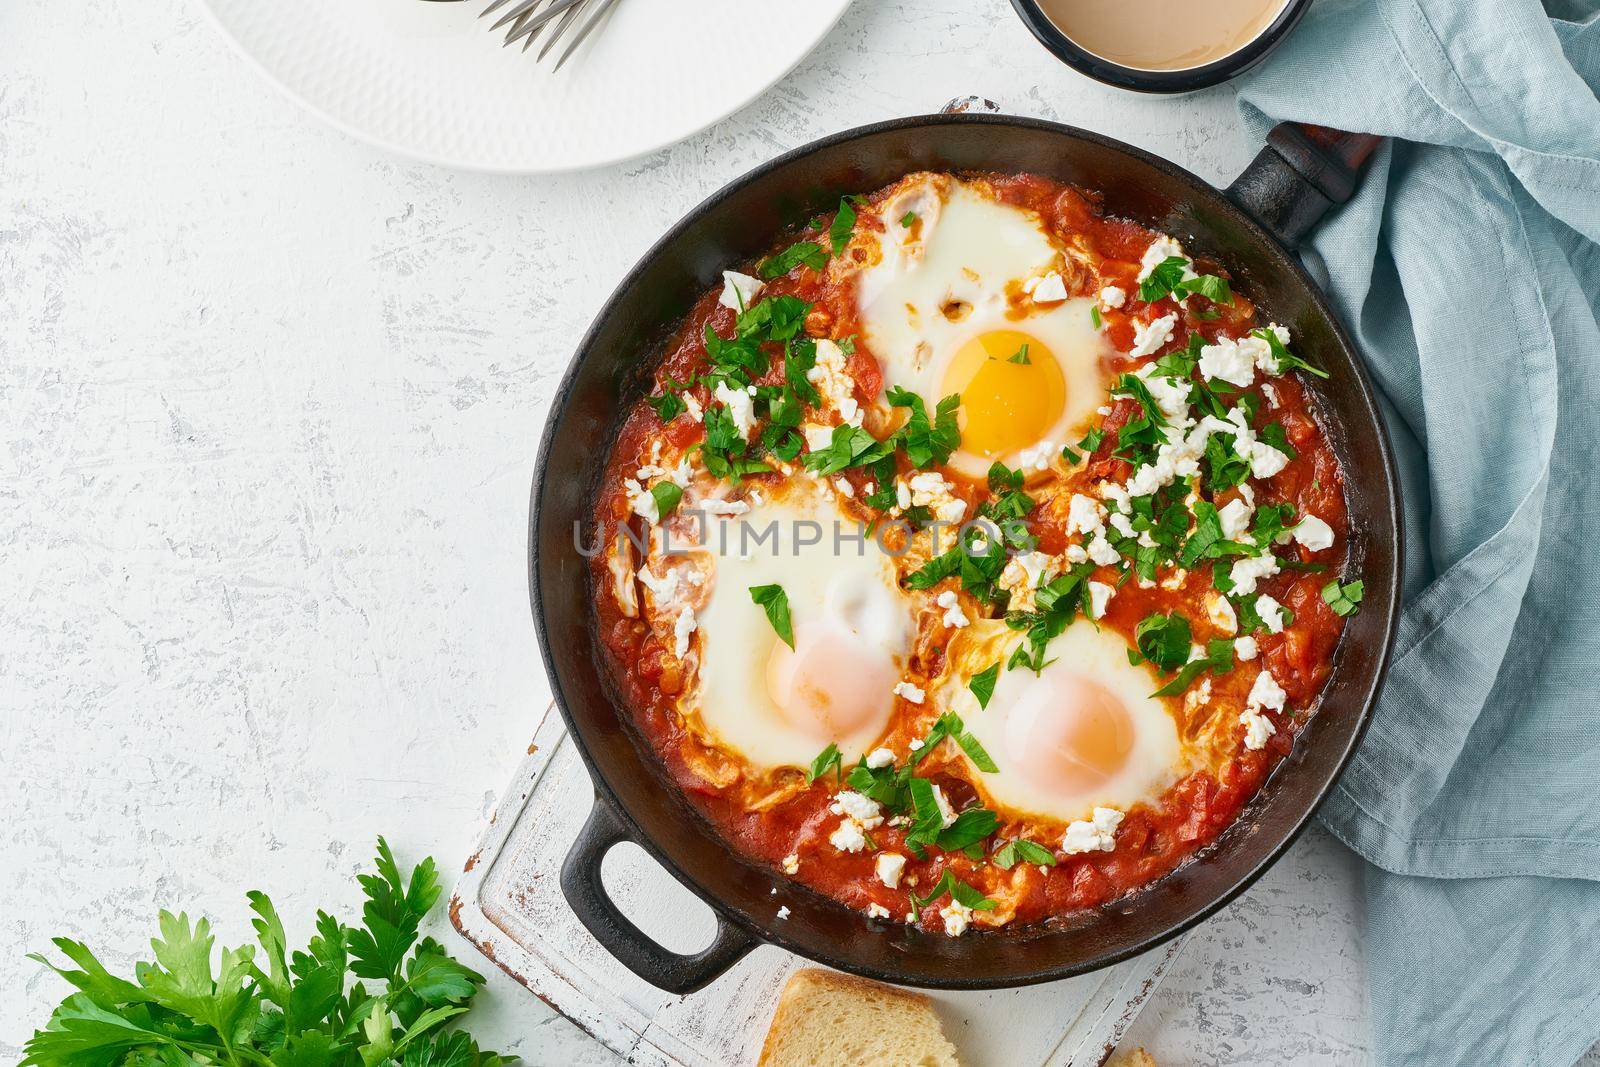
[691,486,913,772]
[945,621,1185,823]
[854,177,1113,477]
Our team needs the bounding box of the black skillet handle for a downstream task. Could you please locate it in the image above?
[560,794,758,994]
[1225,124,1383,249]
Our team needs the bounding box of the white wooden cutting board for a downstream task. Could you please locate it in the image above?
[451,703,1185,1067]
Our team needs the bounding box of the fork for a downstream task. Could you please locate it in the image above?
[427,0,623,71]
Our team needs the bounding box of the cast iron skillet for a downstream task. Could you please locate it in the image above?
[532,114,1400,994]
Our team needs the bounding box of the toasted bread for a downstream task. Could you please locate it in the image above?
[757,968,962,1067]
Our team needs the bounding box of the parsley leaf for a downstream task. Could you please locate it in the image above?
[647,382,687,422]
[1131,611,1192,672]
[911,870,998,912]
[749,584,794,648]
[1253,327,1330,379]
[802,424,894,476]
[888,387,961,468]
[21,840,503,1067]
[1175,274,1233,304]
[968,663,1000,709]
[649,482,683,520]
[1007,343,1031,365]
[827,196,860,256]
[900,211,918,228]
[1322,578,1364,616]
[1150,637,1236,697]
[992,839,1057,870]
[758,240,827,280]
[1138,256,1190,302]
[806,743,842,784]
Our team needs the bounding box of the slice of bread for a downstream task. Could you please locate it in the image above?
[757,968,962,1067]
[1108,1049,1157,1067]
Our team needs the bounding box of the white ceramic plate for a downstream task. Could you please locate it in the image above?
[196,0,853,174]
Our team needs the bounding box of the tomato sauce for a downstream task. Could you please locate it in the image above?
[587,172,1349,931]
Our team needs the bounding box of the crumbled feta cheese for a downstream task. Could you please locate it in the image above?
[1240,706,1275,750]
[932,784,957,828]
[1207,591,1238,634]
[682,392,703,421]
[1017,439,1059,472]
[830,790,885,828]
[803,423,834,452]
[1229,553,1281,596]
[894,680,926,705]
[1137,236,1190,282]
[876,852,906,889]
[1160,567,1188,591]
[1129,313,1179,357]
[895,481,912,511]
[936,589,969,629]
[1088,580,1114,619]
[807,339,863,426]
[829,819,868,853]
[1108,511,1136,539]
[1066,493,1105,537]
[1098,284,1126,309]
[1087,533,1121,566]
[719,270,764,311]
[1000,550,1056,611]
[1199,337,1257,388]
[1139,369,1193,422]
[1294,515,1335,551]
[1249,440,1291,479]
[867,903,891,919]
[1097,405,1113,416]
[1269,323,1291,346]
[1218,498,1253,540]
[782,853,800,875]
[1255,594,1288,634]
[1186,677,1214,712]
[625,479,659,523]
[904,472,966,523]
[1065,543,1089,564]
[1099,480,1131,509]
[940,901,972,937]
[1248,669,1288,713]
[672,608,697,658]
[700,497,751,517]
[1062,807,1124,854]
[1261,382,1280,408]
[866,747,895,769]
[1032,271,1068,303]
[834,477,854,498]
[907,738,923,751]
[1235,635,1259,661]
[713,381,757,439]
[637,566,681,607]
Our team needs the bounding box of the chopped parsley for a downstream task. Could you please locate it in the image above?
[1138,256,1191,302]
[1005,564,1096,672]
[805,742,842,784]
[1175,274,1233,304]
[757,240,827,280]
[649,482,683,519]
[1150,637,1235,697]
[900,210,918,228]
[886,386,961,468]
[968,662,1000,709]
[1006,343,1032,365]
[749,584,794,648]
[1322,578,1364,616]
[801,423,894,476]
[827,196,862,256]
[1130,611,1192,672]
[992,838,1057,870]
[1253,327,1330,379]
[910,869,997,912]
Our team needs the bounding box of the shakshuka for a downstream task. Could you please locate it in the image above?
[590,172,1359,938]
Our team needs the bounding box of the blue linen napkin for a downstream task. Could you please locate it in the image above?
[1234,1,1600,1063]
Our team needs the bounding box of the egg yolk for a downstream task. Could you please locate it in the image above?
[940,329,1067,459]
[766,621,897,742]
[1003,673,1134,794]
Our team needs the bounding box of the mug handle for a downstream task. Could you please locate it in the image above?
[1226,124,1383,249]
[560,794,758,994]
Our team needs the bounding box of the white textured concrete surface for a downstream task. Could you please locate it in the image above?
[7,1,1593,1065]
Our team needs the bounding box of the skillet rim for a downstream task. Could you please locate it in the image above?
[528,111,1401,988]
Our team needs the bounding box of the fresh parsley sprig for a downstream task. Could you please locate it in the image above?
[22,840,508,1067]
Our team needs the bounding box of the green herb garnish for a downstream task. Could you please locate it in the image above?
[1322,578,1364,616]
[758,240,827,280]
[968,663,1000,709]
[750,584,795,648]
[992,839,1057,870]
